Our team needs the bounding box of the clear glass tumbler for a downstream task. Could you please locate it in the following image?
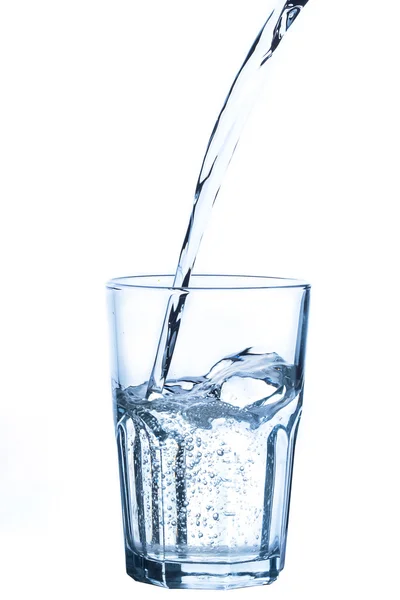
[107,274,310,589]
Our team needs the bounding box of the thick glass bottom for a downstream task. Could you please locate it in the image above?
[125,549,281,590]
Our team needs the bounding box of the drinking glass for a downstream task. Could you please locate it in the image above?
[107,274,310,589]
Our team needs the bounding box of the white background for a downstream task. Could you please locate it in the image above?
[1,0,400,598]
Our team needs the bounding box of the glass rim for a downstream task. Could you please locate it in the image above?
[106,274,311,291]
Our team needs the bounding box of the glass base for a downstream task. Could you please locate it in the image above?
[125,549,281,590]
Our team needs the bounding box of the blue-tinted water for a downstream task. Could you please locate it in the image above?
[116,349,302,565]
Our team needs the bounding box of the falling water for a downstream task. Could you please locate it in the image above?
[147,1,309,398]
